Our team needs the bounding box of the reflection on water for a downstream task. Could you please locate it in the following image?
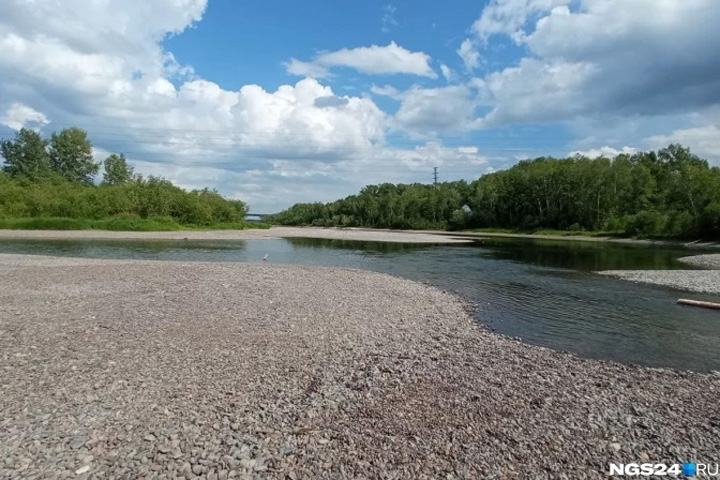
[1,236,719,372]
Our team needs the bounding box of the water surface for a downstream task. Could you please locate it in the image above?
[1,236,718,372]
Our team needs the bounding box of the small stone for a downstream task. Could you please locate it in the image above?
[610,443,622,452]
[75,465,90,475]
[70,437,87,450]
[144,434,156,442]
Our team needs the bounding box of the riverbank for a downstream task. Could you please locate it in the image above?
[1,254,718,479]
[452,229,720,249]
[0,226,471,244]
[599,253,720,294]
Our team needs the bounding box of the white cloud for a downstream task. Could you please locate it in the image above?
[370,84,401,98]
[471,0,720,130]
[0,0,400,211]
[394,85,479,136]
[569,146,637,159]
[286,42,437,78]
[285,59,329,78]
[648,125,720,165]
[457,39,480,71]
[1,103,49,130]
[440,64,454,82]
[381,4,398,33]
[472,0,572,44]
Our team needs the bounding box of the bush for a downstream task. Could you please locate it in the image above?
[0,176,248,228]
[666,211,696,238]
[624,210,668,237]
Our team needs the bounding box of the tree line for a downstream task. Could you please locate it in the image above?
[270,144,720,239]
[0,127,248,227]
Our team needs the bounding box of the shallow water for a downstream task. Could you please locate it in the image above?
[1,236,719,372]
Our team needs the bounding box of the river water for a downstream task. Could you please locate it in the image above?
[1,236,718,372]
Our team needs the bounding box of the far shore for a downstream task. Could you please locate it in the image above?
[3,225,720,249]
[0,226,471,244]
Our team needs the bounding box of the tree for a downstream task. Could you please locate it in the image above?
[0,128,52,180]
[102,153,135,186]
[49,127,99,184]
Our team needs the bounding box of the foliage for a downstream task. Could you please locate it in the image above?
[0,128,52,180]
[49,127,99,185]
[0,215,183,231]
[0,174,249,227]
[271,144,720,239]
[102,153,135,186]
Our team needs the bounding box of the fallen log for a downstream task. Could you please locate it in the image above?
[677,298,720,310]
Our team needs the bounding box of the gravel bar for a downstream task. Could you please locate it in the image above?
[0,227,470,244]
[679,253,720,269]
[1,254,718,480]
[598,270,720,294]
[600,252,720,294]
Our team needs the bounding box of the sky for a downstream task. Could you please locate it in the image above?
[1,0,719,212]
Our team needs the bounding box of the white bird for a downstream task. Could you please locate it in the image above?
[262,254,268,262]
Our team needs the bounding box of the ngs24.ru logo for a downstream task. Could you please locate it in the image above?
[610,463,719,477]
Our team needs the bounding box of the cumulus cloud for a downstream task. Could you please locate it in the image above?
[394,85,479,136]
[569,146,638,159]
[457,39,480,71]
[313,95,350,108]
[0,0,400,210]
[471,0,720,132]
[286,42,437,78]
[1,103,49,130]
[648,125,720,165]
[472,0,572,44]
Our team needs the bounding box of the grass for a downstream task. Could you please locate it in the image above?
[0,216,270,231]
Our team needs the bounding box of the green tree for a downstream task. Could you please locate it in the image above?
[0,128,52,180]
[49,127,99,184]
[102,153,135,186]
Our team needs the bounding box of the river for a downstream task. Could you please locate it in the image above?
[1,236,718,371]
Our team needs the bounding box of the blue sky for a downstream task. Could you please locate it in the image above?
[1,0,719,211]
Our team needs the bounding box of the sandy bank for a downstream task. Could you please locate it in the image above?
[1,254,718,479]
[0,226,470,244]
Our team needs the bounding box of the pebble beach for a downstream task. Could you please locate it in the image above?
[1,254,719,479]
[600,253,720,294]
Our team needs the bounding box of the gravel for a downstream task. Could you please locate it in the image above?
[598,270,720,294]
[679,253,720,269]
[0,227,470,244]
[600,253,720,294]
[1,254,719,480]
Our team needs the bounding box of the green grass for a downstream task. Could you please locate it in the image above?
[0,216,268,231]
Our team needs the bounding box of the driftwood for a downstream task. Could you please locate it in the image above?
[677,298,720,310]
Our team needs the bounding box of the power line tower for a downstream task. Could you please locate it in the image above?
[433,166,438,187]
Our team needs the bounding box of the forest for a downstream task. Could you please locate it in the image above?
[0,127,250,230]
[271,144,720,239]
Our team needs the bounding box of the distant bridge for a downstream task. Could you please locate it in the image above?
[245,213,274,221]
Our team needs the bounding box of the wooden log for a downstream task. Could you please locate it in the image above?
[677,298,720,310]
